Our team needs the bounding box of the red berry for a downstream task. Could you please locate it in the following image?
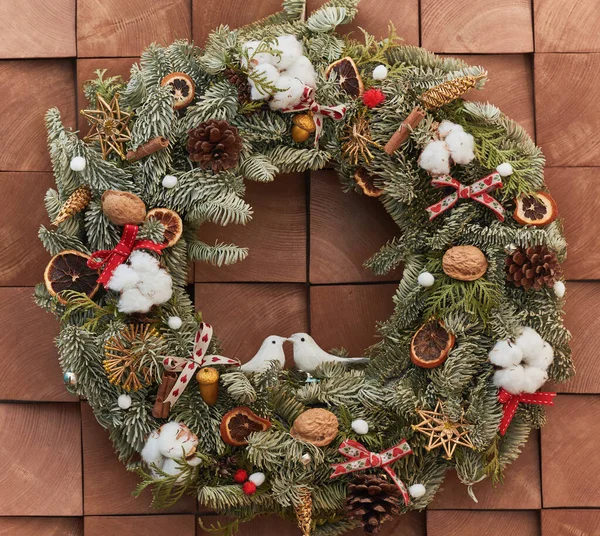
[242,481,257,495]
[233,469,248,483]
[362,88,386,108]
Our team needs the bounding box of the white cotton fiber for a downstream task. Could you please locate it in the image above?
[274,35,303,69]
[419,140,451,175]
[107,264,140,292]
[254,63,280,88]
[161,458,183,476]
[118,288,154,314]
[514,327,545,361]
[437,120,462,139]
[284,55,317,88]
[488,339,523,368]
[445,129,475,165]
[493,365,526,395]
[141,432,162,468]
[522,340,554,370]
[269,76,306,110]
[128,250,160,273]
[521,365,548,393]
[242,40,276,68]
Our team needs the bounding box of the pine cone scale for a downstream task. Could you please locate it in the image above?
[506,245,562,289]
[187,119,243,173]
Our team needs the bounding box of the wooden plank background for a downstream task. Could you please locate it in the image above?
[0,0,599,534]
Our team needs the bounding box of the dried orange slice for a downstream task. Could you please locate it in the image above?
[161,72,195,110]
[354,168,383,197]
[220,407,271,446]
[326,57,364,98]
[44,250,100,304]
[410,320,455,369]
[513,192,558,227]
[145,208,183,247]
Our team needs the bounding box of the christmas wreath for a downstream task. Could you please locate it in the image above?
[37,1,573,534]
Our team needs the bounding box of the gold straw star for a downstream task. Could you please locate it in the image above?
[80,94,132,159]
[412,400,475,459]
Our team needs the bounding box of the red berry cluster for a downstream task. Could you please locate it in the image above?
[233,469,257,495]
[362,88,386,108]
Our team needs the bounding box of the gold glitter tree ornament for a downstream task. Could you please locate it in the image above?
[295,488,313,536]
[412,401,475,459]
[80,93,133,159]
[419,73,487,110]
[103,324,163,391]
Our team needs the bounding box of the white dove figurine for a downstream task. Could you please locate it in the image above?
[239,336,288,373]
[288,333,369,373]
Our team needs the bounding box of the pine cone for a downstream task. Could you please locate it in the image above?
[52,185,92,226]
[419,74,485,110]
[216,455,238,479]
[506,245,562,290]
[223,67,251,104]
[345,474,402,534]
[187,120,243,173]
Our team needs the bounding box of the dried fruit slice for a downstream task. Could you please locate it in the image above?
[146,208,183,247]
[326,57,364,98]
[44,250,100,304]
[220,407,272,446]
[354,167,383,198]
[161,72,196,110]
[514,192,558,227]
[410,320,455,369]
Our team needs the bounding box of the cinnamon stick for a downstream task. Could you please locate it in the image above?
[126,136,169,162]
[384,107,426,155]
[152,371,178,419]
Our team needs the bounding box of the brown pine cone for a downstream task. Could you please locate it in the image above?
[345,474,402,534]
[223,67,251,104]
[187,120,243,173]
[216,455,238,479]
[506,245,562,290]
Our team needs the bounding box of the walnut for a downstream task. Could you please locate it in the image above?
[442,245,488,281]
[290,408,339,447]
[101,190,147,226]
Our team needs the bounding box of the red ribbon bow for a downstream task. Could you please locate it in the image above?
[282,86,347,147]
[498,388,556,436]
[426,172,505,221]
[87,224,165,286]
[330,439,412,504]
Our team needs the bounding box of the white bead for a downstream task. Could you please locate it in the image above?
[554,281,566,298]
[248,472,266,487]
[496,162,513,177]
[351,419,369,435]
[409,484,426,498]
[372,65,388,80]
[70,156,86,172]
[417,272,435,287]
[118,394,132,410]
[168,316,183,330]
[162,174,178,189]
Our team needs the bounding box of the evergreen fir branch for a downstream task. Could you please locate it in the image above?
[83,69,126,108]
[266,146,331,172]
[133,462,199,508]
[239,153,279,182]
[188,240,249,267]
[38,225,89,256]
[182,81,240,127]
[188,191,253,226]
[364,237,405,275]
[221,371,257,404]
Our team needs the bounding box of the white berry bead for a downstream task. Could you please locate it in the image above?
[496,162,513,177]
[409,484,426,498]
[351,419,369,435]
[372,65,388,80]
[118,394,132,410]
[70,156,86,172]
[417,272,435,287]
[554,281,566,298]
[162,174,178,189]
[168,316,183,330]
[248,472,266,487]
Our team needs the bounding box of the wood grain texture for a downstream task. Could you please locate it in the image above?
[195,174,307,283]
[0,61,76,172]
[541,509,600,536]
[430,432,541,509]
[535,0,600,52]
[427,510,539,536]
[0,403,82,515]
[0,288,70,401]
[541,395,600,507]
[195,283,307,365]
[307,0,419,45]
[0,173,53,286]
[545,168,600,280]
[84,515,195,536]
[0,517,82,536]
[421,0,534,53]
[535,53,600,167]
[81,403,196,515]
[310,284,397,356]
[0,0,76,58]
[310,171,401,284]
[77,0,192,57]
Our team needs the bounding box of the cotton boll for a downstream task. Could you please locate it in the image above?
[488,339,524,368]
[437,120,462,139]
[284,55,317,88]
[522,341,554,370]
[515,327,545,360]
[445,129,475,165]
[141,432,162,468]
[128,251,161,274]
[242,40,276,68]
[521,365,548,393]
[107,264,140,292]
[249,80,270,101]
[254,63,280,86]
[157,422,198,459]
[187,456,202,467]
[274,35,303,69]
[161,457,184,476]
[419,140,451,175]
[409,484,426,498]
[117,288,154,313]
[372,64,388,80]
[137,269,173,305]
[269,76,305,110]
[493,365,526,395]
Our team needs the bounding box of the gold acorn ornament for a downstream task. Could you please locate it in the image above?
[196,367,219,406]
[52,185,92,226]
[291,114,316,143]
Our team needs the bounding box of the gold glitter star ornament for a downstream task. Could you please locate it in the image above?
[80,94,132,159]
[412,401,475,459]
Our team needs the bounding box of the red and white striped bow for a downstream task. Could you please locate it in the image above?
[282,86,347,147]
[162,323,240,409]
[498,388,556,436]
